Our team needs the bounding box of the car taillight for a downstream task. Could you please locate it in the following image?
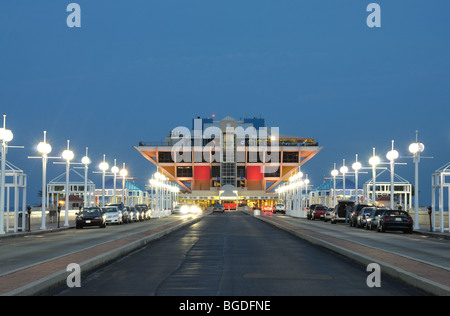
[384,216,390,221]
[407,217,413,222]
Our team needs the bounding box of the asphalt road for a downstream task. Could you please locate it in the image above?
[47,212,426,296]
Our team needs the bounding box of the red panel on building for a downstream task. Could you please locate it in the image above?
[194,166,210,180]
[247,166,263,181]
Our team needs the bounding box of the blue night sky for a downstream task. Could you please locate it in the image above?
[1,1,449,206]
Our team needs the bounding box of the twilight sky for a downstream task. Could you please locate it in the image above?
[1,0,449,206]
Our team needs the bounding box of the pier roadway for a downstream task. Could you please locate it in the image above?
[253,212,450,296]
[0,214,203,296]
[1,211,448,296]
[47,212,428,296]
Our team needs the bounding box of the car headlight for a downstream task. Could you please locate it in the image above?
[180,206,190,214]
[190,206,201,214]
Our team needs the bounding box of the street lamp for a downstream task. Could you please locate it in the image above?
[0,114,13,234]
[120,163,128,206]
[340,159,349,201]
[81,148,91,207]
[386,140,399,210]
[99,155,109,207]
[37,131,52,229]
[61,140,74,227]
[409,131,425,230]
[331,163,339,207]
[111,159,119,204]
[369,148,380,206]
[352,154,362,204]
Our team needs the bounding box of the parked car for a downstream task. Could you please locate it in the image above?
[356,207,377,228]
[330,200,355,224]
[323,208,333,222]
[377,210,414,233]
[262,205,274,212]
[307,204,324,220]
[102,206,123,225]
[349,204,371,227]
[311,205,328,220]
[274,204,286,214]
[135,204,150,220]
[129,206,140,222]
[75,207,106,229]
[106,203,130,223]
[365,208,388,230]
[212,203,225,213]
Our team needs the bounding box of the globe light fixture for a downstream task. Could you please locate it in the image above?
[120,163,128,206]
[62,140,74,226]
[99,155,109,207]
[82,147,91,207]
[331,163,339,207]
[386,140,399,210]
[352,155,362,203]
[369,148,379,205]
[409,131,425,230]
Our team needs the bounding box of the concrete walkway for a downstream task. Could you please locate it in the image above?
[0,215,204,296]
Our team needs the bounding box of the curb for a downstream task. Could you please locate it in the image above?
[4,216,203,296]
[253,214,450,296]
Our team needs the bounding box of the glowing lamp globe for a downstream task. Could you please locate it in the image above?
[37,142,52,155]
[120,168,128,177]
[99,161,109,171]
[409,142,424,154]
[0,128,13,142]
[369,156,380,166]
[111,166,119,174]
[82,156,91,165]
[62,150,74,161]
[352,161,362,171]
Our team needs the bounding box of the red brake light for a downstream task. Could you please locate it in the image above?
[385,216,390,221]
[407,218,413,222]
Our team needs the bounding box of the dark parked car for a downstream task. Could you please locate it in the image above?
[307,204,324,220]
[365,208,388,230]
[356,207,377,228]
[311,205,328,220]
[377,210,414,233]
[349,204,371,227]
[76,207,106,229]
[135,204,150,220]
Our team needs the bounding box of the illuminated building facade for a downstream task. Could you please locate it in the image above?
[135,116,323,208]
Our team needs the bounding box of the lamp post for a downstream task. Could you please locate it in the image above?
[61,140,74,227]
[111,159,119,204]
[409,131,425,230]
[386,140,399,210]
[352,155,362,204]
[98,155,109,207]
[340,159,349,201]
[120,163,128,206]
[81,148,91,207]
[331,163,339,207]
[369,148,380,206]
[0,114,13,234]
[36,131,53,229]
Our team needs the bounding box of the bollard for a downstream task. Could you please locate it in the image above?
[427,206,432,232]
[26,205,32,232]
